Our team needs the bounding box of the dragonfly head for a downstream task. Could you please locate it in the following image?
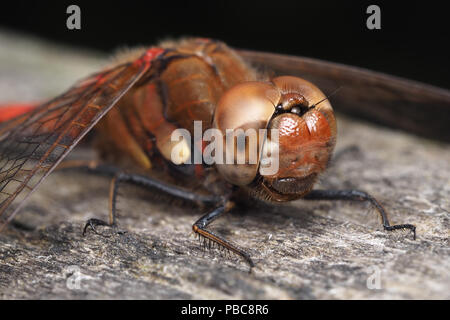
[213,76,337,202]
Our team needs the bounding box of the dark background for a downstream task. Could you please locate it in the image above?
[1,0,449,88]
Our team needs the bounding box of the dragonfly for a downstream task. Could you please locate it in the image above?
[1,38,449,269]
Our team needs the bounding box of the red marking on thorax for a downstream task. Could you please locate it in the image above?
[135,48,165,66]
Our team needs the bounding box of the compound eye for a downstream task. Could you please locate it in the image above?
[213,81,281,186]
[214,82,280,133]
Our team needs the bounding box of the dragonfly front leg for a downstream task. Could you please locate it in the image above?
[303,189,416,240]
[193,202,254,270]
[57,160,124,236]
[58,161,253,269]
[83,173,126,236]
[79,169,221,236]
[57,161,221,235]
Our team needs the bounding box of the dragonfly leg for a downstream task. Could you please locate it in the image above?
[192,202,254,271]
[81,169,221,236]
[58,161,221,204]
[82,217,125,236]
[82,173,127,236]
[303,189,416,240]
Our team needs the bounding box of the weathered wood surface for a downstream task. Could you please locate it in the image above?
[0,31,449,299]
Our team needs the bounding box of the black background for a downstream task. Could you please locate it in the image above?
[0,0,449,88]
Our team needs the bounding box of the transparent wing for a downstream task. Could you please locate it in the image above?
[238,49,450,142]
[0,48,164,228]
